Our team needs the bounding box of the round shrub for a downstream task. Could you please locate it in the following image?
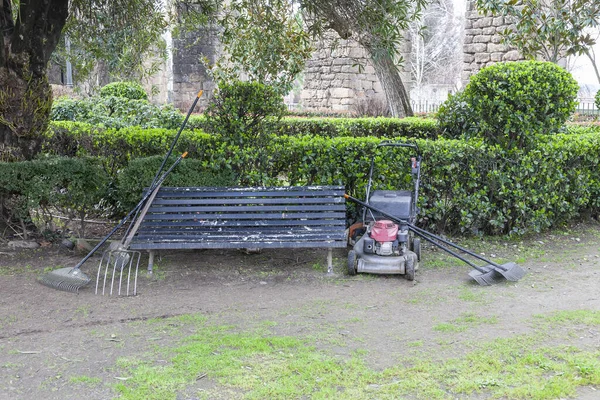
[99,81,148,100]
[436,91,479,140]
[595,90,600,109]
[438,61,578,148]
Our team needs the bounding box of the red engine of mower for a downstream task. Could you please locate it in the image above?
[369,220,398,242]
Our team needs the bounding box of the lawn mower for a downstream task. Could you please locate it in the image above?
[347,142,422,280]
[346,141,526,285]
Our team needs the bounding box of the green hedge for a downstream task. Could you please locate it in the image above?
[116,156,236,211]
[179,115,439,139]
[5,124,599,238]
[0,157,110,238]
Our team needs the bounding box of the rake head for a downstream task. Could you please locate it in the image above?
[38,267,91,292]
[468,262,526,286]
[494,262,526,282]
[468,267,505,286]
[95,249,141,296]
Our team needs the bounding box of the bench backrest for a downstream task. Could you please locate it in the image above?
[129,185,347,250]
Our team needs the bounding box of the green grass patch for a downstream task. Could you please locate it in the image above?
[113,310,600,400]
[433,312,498,333]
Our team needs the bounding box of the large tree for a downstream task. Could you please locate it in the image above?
[300,0,428,118]
[0,0,216,161]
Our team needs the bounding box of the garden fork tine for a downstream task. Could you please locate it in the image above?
[96,249,141,296]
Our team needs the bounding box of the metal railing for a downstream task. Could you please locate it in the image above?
[575,102,599,115]
[410,101,442,114]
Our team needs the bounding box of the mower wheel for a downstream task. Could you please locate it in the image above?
[405,256,415,281]
[347,250,357,276]
[412,237,421,261]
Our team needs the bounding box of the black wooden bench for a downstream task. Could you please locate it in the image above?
[129,185,348,274]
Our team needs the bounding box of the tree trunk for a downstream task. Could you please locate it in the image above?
[0,0,69,160]
[368,50,414,118]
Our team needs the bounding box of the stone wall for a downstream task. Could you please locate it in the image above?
[462,0,523,84]
[171,28,220,111]
[300,33,412,113]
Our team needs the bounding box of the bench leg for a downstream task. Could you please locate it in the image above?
[327,248,333,275]
[148,250,155,274]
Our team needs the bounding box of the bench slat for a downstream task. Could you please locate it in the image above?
[154,187,344,198]
[130,241,348,250]
[141,212,346,221]
[151,197,344,206]
[138,219,344,228]
[147,204,344,213]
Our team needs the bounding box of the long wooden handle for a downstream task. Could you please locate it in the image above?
[122,152,188,249]
[121,181,163,248]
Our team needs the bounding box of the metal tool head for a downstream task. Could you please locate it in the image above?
[95,250,141,296]
[468,267,505,286]
[38,267,91,292]
[494,262,526,282]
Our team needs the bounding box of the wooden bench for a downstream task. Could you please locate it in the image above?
[129,185,348,273]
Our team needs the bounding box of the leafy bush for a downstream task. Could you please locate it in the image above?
[596,90,600,109]
[275,117,439,139]
[438,61,578,148]
[115,155,236,212]
[436,91,479,140]
[99,81,148,100]
[0,157,110,238]
[205,80,286,185]
[51,93,183,130]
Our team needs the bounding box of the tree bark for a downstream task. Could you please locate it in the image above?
[368,49,413,118]
[0,0,69,160]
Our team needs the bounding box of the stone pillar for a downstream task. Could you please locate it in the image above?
[462,0,523,85]
[171,27,219,111]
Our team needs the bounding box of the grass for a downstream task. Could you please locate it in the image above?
[433,312,498,333]
[111,310,600,400]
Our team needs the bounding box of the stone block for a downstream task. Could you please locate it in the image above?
[503,50,522,61]
[490,52,503,62]
[493,16,505,26]
[491,34,504,44]
[331,88,353,98]
[463,54,475,63]
[473,35,491,43]
[475,53,491,63]
[465,43,488,53]
[473,17,493,29]
[341,65,359,73]
[488,43,508,53]
[464,35,473,44]
[482,27,496,35]
[465,28,483,36]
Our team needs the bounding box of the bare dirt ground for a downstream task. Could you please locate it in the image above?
[1,221,600,399]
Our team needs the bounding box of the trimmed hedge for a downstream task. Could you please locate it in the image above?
[0,157,110,238]
[19,126,600,236]
[116,156,236,211]
[178,115,439,139]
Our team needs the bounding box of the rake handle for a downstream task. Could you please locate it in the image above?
[71,153,187,271]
